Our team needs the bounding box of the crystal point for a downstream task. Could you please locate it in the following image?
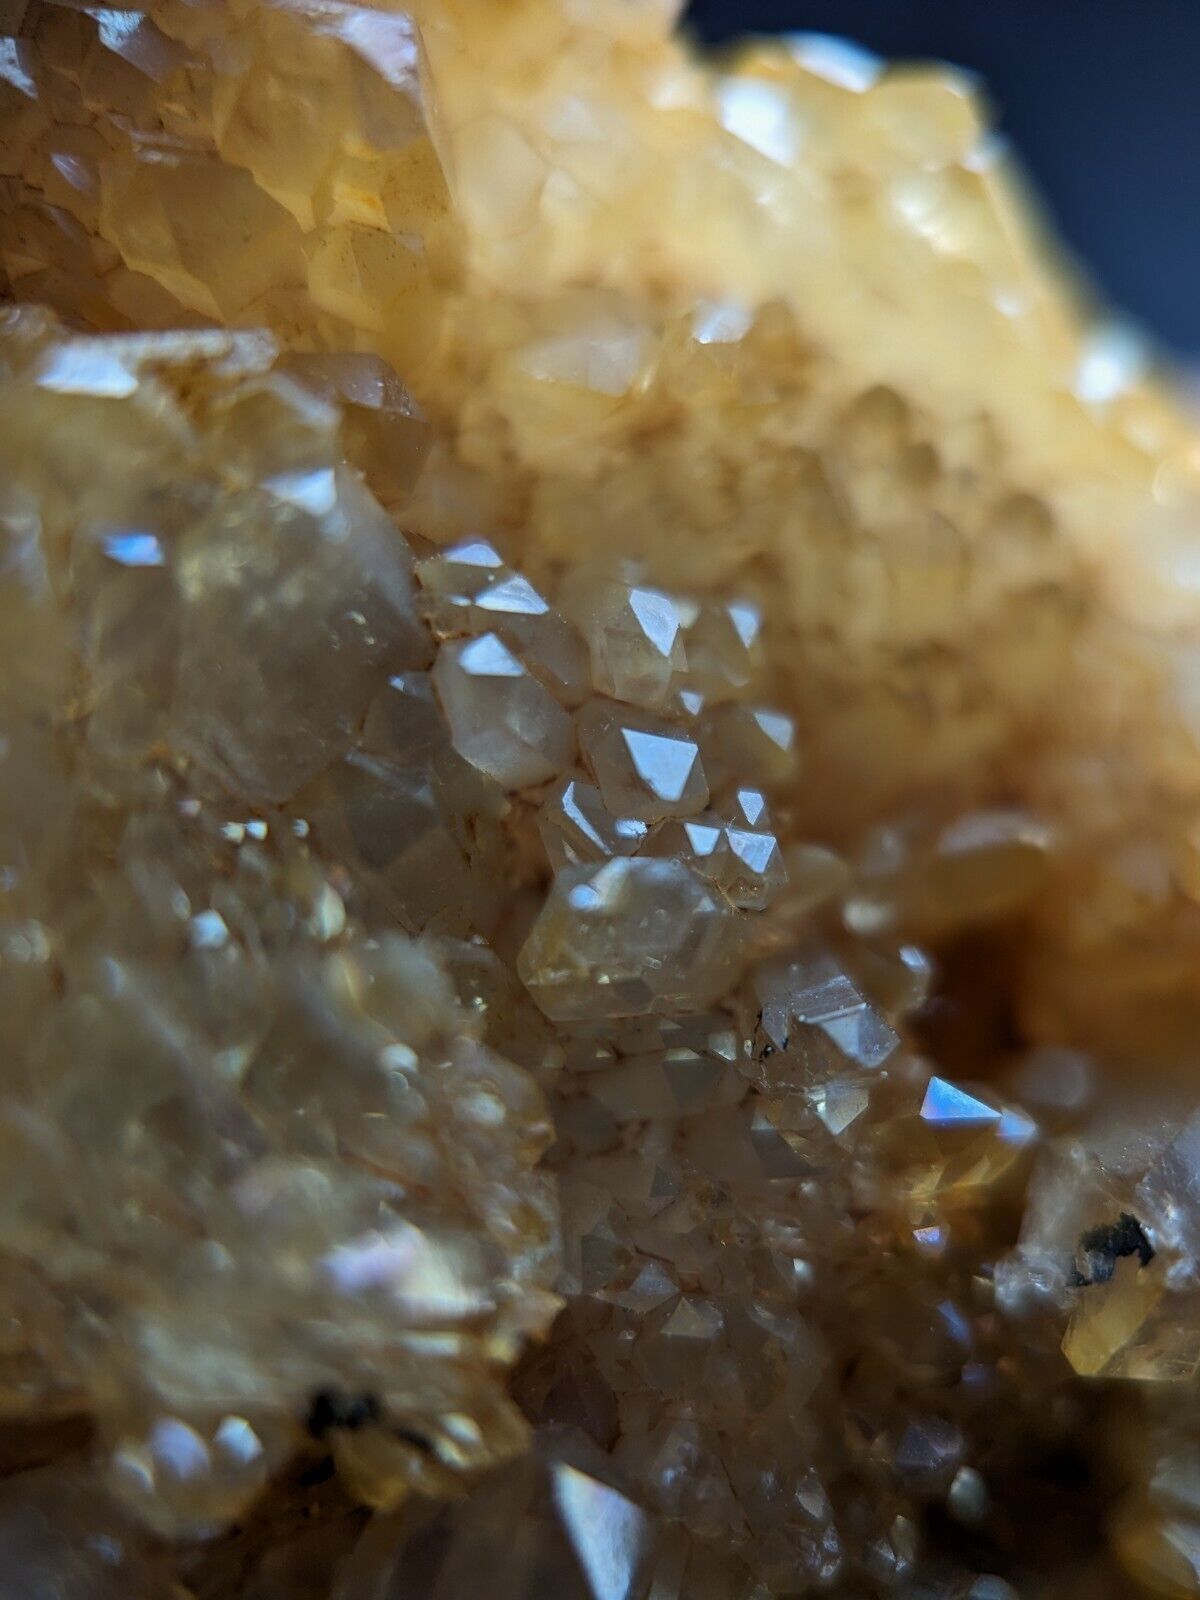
[519,858,737,1022]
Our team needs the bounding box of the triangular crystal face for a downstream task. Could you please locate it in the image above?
[552,1461,653,1600]
[337,1439,655,1600]
[626,588,682,659]
[458,633,526,678]
[620,729,700,804]
[477,573,551,617]
[920,1077,1002,1127]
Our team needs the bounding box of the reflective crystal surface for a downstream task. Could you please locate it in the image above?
[434,633,575,791]
[0,316,562,1541]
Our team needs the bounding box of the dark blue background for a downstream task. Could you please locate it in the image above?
[686,0,1200,356]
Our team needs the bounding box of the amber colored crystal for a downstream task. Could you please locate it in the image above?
[5,1,1200,1597]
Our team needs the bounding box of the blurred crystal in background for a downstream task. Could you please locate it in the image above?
[688,0,1200,360]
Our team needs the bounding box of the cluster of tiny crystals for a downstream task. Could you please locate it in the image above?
[5,2,1200,1598]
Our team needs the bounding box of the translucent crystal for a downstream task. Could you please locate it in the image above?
[175,467,431,803]
[1136,1111,1200,1272]
[754,949,900,1070]
[641,814,732,883]
[433,633,575,790]
[538,775,649,871]
[721,789,788,910]
[333,1433,655,1600]
[880,1075,1040,1208]
[283,351,431,505]
[697,702,800,793]
[519,859,737,1021]
[0,318,562,1539]
[417,538,590,704]
[110,1413,276,1537]
[578,699,709,823]
[1061,1262,1200,1383]
[683,598,764,704]
[564,577,689,710]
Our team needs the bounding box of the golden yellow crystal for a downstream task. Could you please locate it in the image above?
[4,1,1200,1596]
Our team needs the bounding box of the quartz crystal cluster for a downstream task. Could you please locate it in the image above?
[4,1,1200,1597]
[0,312,563,1532]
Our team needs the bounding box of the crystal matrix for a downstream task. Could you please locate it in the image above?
[5,2,1200,1598]
[5,0,1200,1065]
